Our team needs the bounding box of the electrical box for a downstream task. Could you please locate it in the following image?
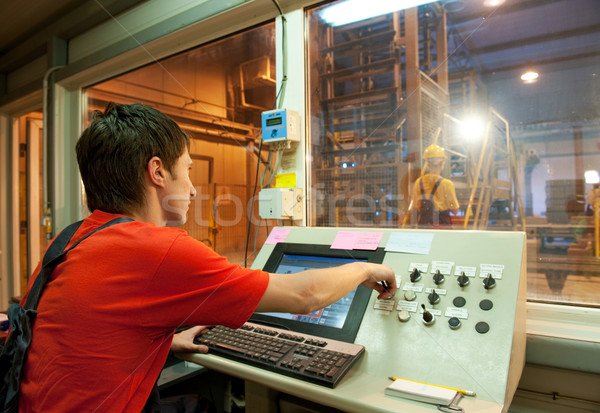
[258,188,303,220]
[261,109,300,143]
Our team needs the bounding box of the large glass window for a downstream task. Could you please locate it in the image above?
[306,0,600,307]
[84,23,276,265]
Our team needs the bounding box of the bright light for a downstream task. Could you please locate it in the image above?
[319,0,436,27]
[521,70,539,83]
[484,0,505,7]
[460,117,486,141]
[585,170,600,184]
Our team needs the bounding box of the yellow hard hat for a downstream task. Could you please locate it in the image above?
[423,144,446,159]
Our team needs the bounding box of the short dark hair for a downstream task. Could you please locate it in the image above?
[76,103,190,215]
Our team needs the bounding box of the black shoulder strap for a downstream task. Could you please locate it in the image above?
[24,216,133,310]
[420,177,444,200]
[430,178,443,198]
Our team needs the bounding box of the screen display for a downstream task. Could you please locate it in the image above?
[266,116,283,126]
[252,242,386,343]
[260,254,364,329]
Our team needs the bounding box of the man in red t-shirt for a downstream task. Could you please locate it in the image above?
[17,103,396,412]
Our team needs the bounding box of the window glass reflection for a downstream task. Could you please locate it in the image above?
[306,0,600,307]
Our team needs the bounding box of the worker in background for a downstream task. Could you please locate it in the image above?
[411,144,459,227]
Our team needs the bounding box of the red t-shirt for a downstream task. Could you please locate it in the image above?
[18,210,270,412]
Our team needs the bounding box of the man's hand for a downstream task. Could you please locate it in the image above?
[359,263,396,300]
[170,326,210,354]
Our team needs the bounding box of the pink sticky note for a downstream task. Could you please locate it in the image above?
[331,231,358,249]
[354,231,383,250]
[265,227,291,245]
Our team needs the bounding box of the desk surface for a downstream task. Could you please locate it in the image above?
[181,351,502,413]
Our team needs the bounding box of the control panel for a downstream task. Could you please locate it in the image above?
[252,227,526,413]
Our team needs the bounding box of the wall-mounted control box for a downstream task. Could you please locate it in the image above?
[258,187,303,220]
[261,109,300,143]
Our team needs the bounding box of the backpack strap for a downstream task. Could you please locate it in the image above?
[2,216,133,410]
[24,216,134,310]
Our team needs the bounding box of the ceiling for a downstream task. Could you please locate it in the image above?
[443,0,600,78]
[0,0,598,122]
[1,0,598,73]
[0,0,147,73]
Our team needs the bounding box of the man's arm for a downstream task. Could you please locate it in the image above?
[255,262,396,314]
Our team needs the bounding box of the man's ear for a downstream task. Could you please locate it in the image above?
[147,156,166,187]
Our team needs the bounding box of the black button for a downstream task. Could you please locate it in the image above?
[453,296,466,307]
[475,321,490,334]
[479,299,493,311]
[448,317,461,329]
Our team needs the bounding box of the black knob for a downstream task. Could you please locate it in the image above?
[483,274,496,290]
[428,289,440,305]
[410,268,421,283]
[433,270,445,285]
[448,317,461,330]
[457,272,470,287]
[421,304,434,325]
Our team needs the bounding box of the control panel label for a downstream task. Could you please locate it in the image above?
[408,263,429,273]
[374,299,396,312]
[480,264,504,279]
[431,261,454,274]
[455,266,477,277]
[420,308,442,316]
[397,301,419,312]
[445,307,469,319]
[403,283,424,292]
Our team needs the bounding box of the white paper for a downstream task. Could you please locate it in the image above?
[385,232,434,254]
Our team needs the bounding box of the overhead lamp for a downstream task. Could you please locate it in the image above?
[460,116,486,142]
[483,0,505,7]
[521,63,539,83]
[520,70,539,83]
[319,0,437,27]
[585,170,599,184]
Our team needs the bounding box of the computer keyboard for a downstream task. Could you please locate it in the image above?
[193,322,365,388]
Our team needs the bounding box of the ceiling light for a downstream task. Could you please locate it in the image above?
[520,70,539,83]
[483,0,505,7]
[319,0,437,27]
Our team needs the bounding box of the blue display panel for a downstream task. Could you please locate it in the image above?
[251,243,386,343]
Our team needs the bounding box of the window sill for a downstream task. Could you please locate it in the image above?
[525,302,600,373]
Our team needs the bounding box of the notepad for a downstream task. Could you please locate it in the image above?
[385,379,459,405]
